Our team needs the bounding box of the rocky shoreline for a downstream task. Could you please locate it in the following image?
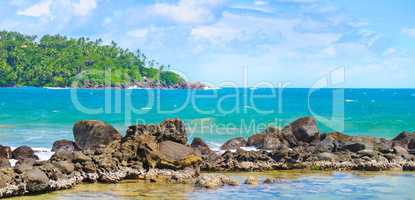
[1,117,415,198]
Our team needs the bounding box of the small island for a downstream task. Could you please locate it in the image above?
[0,31,203,89]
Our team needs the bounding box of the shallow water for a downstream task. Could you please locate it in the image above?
[1,87,415,149]
[8,171,415,200]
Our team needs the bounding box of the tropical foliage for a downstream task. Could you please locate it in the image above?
[0,31,186,87]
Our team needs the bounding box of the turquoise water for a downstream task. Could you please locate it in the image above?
[1,87,415,148]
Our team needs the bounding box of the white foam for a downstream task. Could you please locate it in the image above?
[44,87,69,90]
[7,147,53,167]
[33,147,54,161]
[345,99,357,103]
[206,141,263,155]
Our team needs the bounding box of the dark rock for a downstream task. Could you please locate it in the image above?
[247,133,266,147]
[52,140,81,152]
[220,137,247,150]
[408,138,415,149]
[0,158,11,168]
[125,119,187,145]
[12,145,38,160]
[22,168,50,193]
[0,145,12,159]
[191,137,212,155]
[289,117,320,143]
[73,120,121,151]
[159,119,187,144]
[343,142,366,152]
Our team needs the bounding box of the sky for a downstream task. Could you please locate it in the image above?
[1,0,415,88]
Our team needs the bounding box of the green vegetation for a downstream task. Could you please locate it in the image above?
[0,31,186,87]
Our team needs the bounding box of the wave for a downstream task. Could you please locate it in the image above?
[44,87,70,90]
[9,147,53,167]
[345,99,357,103]
[206,141,266,154]
[203,86,221,90]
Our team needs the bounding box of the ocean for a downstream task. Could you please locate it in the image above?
[2,87,415,199]
[1,87,415,149]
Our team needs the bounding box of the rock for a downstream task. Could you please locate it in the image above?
[22,168,50,193]
[0,145,12,159]
[12,145,38,160]
[14,158,36,173]
[191,137,212,155]
[159,119,187,144]
[195,174,239,188]
[343,142,366,152]
[73,120,121,151]
[53,161,75,174]
[247,133,266,147]
[0,169,13,189]
[125,119,187,145]
[393,146,408,156]
[50,150,75,162]
[52,140,80,152]
[408,138,415,149]
[289,117,320,143]
[263,178,279,184]
[158,141,201,170]
[220,137,247,150]
[317,152,337,161]
[244,176,258,185]
[0,158,11,168]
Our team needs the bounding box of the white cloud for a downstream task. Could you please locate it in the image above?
[72,0,97,16]
[17,0,52,17]
[149,0,223,24]
[17,0,96,19]
[401,27,415,38]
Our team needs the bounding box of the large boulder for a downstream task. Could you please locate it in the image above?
[12,146,38,160]
[191,137,212,155]
[158,141,202,170]
[125,119,187,145]
[52,140,81,152]
[73,120,121,151]
[249,126,298,150]
[220,137,247,150]
[22,168,50,193]
[0,145,12,159]
[288,117,320,143]
[247,133,266,147]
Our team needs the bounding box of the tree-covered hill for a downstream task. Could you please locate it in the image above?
[0,31,189,88]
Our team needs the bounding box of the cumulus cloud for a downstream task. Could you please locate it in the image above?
[149,0,224,24]
[72,0,97,16]
[17,0,52,17]
[17,0,97,18]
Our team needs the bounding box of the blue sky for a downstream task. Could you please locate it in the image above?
[1,0,415,88]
